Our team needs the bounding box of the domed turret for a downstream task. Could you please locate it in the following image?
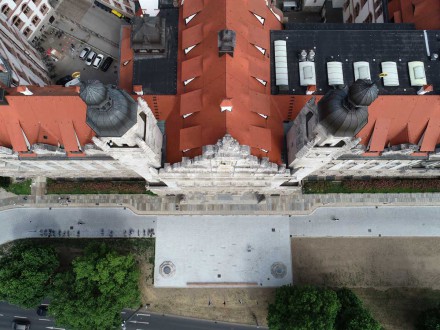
[79,81,107,106]
[317,88,368,137]
[316,80,378,137]
[79,81,138,137]
[348,79,379,107]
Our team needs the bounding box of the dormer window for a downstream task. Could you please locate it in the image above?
[253,13,265,25]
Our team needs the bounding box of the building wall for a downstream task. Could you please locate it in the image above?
[0,15,50,86]
[388,0,440,29]
[96,0,136,17]
[0,0,53,40]
[302,0,326,12]
[342,0,384,23]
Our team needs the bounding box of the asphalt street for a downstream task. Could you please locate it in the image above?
[0,302,265,330]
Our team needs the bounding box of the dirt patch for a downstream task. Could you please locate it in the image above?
[140,286,275,327]
[353,288,440,330]
[292,237,440,329]
[292,237,440,288]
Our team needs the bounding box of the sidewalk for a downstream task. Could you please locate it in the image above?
[2,191,440,215]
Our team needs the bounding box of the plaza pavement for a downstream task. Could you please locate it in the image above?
[2,190,440,287]
[154,215,292,288]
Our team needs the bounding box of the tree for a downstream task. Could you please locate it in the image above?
[267,285,341,330]
[416,306,440,330]
[0,244,59,308]
[336,288,382,330]
[49,243,140,330]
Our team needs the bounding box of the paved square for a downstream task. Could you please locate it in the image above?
[154,216,292,287]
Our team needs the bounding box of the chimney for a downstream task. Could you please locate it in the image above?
[16,86,33,96]
[218,30,236,57]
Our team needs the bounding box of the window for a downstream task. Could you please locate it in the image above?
[32,15,40,25]
[40,4,48,14]
[354,3,360,16]
[23,27,31,37]
[347,14,353,23]
[1,4,10,16]
[364,13,373,22]
[361,0,367,7]
[343,0,349,11]
[12,16,23,28]
[22,4,30,14]
[374,6,382,19]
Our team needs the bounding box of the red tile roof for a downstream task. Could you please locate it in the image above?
[388,0,440,30]
[0,86,94,155]
[119,25,134,92]
[357,95,440,153]
[165,0,284,164]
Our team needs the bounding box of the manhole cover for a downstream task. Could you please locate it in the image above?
[159,261,175,278]
[271,262,287,279]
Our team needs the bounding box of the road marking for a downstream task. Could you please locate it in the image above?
[39,318,51,321]
[121,311,127,314]
[0,313,3,316]
[13,316,27,318]
[46,327,65,330]
[129,320,149,325]
[136,313,150,317]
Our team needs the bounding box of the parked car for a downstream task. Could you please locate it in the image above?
[85,51,97,66]
[100,57,113,72]
[37,304,49,316]
[79,47,90,60]
[11,319,30,330]
[55,75,72,86]
[93,54,104,69]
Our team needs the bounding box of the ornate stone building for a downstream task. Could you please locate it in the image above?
[0,0,439,196]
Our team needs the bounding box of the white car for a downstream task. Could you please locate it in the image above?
[85,51,96,66]
[93,54,104,69]
[79,47,90,60]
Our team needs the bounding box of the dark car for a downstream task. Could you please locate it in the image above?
[37,304,49,316]
[100,57,113,72]
[11,319,30,330]
[55,75,72,86]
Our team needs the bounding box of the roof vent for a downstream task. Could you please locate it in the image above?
[218,30,236,57]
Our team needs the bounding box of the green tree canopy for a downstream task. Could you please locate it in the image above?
[416,306,440,330]
[49,243,140,330]
[0,244,59,308]
[335,288,382,330]
[267,285,341,330]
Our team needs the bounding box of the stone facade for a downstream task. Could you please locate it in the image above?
[156,134,292,195]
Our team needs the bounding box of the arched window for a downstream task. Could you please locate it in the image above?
[1,5,10,16]
[354,3,360,16]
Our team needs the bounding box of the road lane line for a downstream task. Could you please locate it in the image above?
[129,320,149,325]
[136,313,150,317]
[39,318,51,321]
[13,316,27,318]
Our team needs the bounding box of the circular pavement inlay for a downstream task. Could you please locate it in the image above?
[271,262,287,279]
[159,261,176,278]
